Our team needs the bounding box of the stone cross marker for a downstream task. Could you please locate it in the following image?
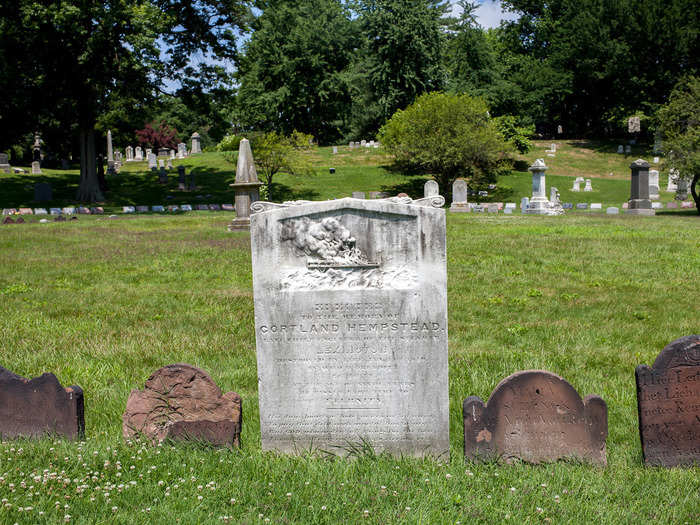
[635,335,700,467]
[463,370,608,464]
[0,366,84,439]
[424,180,439,198]
[450,179,469,212]
[250,195,449,458]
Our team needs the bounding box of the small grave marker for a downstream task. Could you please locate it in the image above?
[463,370,607,465]
[636,335,700,467]
[0,366,84,439]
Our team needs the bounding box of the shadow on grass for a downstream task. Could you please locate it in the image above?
[0,166,241,208]
[567,139,656,157]
[380,176,431,199]
[269,182,319,202]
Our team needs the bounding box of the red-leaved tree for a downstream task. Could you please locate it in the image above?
[135,121,180,150]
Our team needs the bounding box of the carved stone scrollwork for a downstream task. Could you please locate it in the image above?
[251,195,445,214]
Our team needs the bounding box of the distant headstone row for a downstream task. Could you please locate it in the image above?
[348,140,380,149]
[1,204,236,217]
[121,132,202,164]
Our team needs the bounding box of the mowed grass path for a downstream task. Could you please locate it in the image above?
[0,214,698,524]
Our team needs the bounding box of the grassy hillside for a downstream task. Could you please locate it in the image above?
[0,213,698,523]
[0,141,691,213]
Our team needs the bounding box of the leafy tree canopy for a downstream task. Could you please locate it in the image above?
[379,92,512,195]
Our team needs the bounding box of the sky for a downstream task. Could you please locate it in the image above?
[451,0,519,29]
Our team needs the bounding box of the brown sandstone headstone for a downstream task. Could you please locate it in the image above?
[122,364,241,447]
[463,370,607,465]
[0,367,84,439]
[636,335,700,467]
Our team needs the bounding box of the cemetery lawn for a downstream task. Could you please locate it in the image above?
[1,213,698,525]
[1,140,692,213]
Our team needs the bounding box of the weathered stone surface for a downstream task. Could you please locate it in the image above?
[122,364,241,447]
[636,335,700,467]
[450,179,469,212]
[0,367,84,439]
[229,138,262,231]
[250,196,449,459]
[463,370,607,465]
[424,180,439,198]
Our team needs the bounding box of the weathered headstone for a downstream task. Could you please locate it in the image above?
[209,204,221,211]
[250,195,450,458]
[576,203,589,209]
[147,153,157,169]
[636,335,700,467]
[590,203,602,210]
[32,161,42,174]
[34,208,48,215]
[450,179,469,212]
[197,204,209,211]
[0,153,10,174]
[424,180,439,198]
[653,156,659,164]
[125,145,134,161]
[50,207,62,215]
[136,206,149,213]
[34,182,52,202]
[146,148,152,157]
[617,145,624,154]
[463,370,608,464]
[368,191,382,199]
[625,145,632,154]
[166,158,173,170]
[666,201,678,209]
[135,146,143,161]
[606,207,619,214]
[352,191,365,199]
[651,202,663,209]
[167,205,180,212]
[229,138,263,231]
[584,179,593,192]
[626,159,654,215]
[571,179,581,192]
[562,202,573,209]
[648,170,660,199]
[680,201,694,209]
[151,205,165,212]
[123,364,241,447]
[90,207,104,214]
[221,204,235,211]
[177,165,186,190]
[62,207,76,215]
[180,204,193,211]
[0,366,84,439]
[622,202,629,209]
[177,143,187,158]
[504,208,513,214]
[123,206,136,214]
[158,147,169,157]
[520,197,529,212]
[190,132,202,154]
[332,146,338,154]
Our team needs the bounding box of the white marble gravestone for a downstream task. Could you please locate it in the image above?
[649,170,660,199]
[250,195,449,459]
[424,180,439,198]
[134,146,143,161]
[450,179,469,212]
[584,179,593,192]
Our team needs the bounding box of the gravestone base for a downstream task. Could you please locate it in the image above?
[228,217,252,231]
[449,203,471,213]
[625,207,655,216]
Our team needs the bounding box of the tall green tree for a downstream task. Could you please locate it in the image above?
[234,0,358,144]
[350,0,449,138]
[658,76,700,214]
[0,0,251,202]
[495,0,700,136]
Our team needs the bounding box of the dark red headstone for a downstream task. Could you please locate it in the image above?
[464,370,607,465]
[2,216,14,224]
[123,364,242,447]
[0,367,84,439]
[636,335,700,467]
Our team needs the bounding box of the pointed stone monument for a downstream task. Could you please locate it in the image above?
[228,139,263,231]
[190,132,202,154]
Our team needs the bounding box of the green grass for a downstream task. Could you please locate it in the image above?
[0,213,698,524]
[1,141,692,214]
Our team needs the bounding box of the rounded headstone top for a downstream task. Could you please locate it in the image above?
[630,159,649,169]
[191,132,200,138]
[529,158,547,171]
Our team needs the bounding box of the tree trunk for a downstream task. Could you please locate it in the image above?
[691,172,699,216]
[77,126,104,202]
